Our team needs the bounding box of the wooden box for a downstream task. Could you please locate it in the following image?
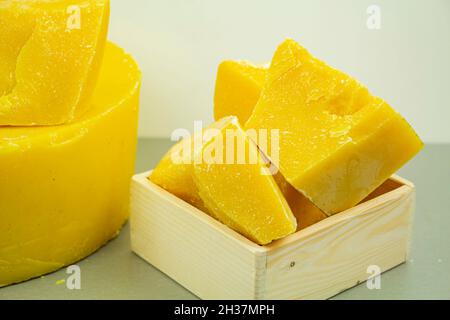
[130,171,415,300]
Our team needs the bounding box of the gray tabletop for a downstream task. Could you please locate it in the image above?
[1,139,449,300]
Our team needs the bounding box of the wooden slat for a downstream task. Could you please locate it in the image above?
[262,183,414,299]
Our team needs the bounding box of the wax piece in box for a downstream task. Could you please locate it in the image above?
[245,39,423,214]
[192,119,297,245]
[214,60,266,124]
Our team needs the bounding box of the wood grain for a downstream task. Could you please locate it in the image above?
[262,181,414,299]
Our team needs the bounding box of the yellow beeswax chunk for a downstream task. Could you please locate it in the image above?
[0,0,110,125]
[149,116,237,213]
[193,120,297,245]
[214,60,267,124]
[245,39,424,214]
[0,42,141,286]
[273,173,327,230]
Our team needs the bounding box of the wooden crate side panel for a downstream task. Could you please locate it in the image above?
[130,175,266,300]
[405,188,416,260]
[263,186,414,300]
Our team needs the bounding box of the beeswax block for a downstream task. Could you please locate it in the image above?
[214,60,266,124]
[149,116,237,212]
[0,0,110,125]
[246,39,423,214]
[193,120,297,245]
[0,42,140,286]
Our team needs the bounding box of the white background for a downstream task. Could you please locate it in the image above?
[109,0,450,143]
